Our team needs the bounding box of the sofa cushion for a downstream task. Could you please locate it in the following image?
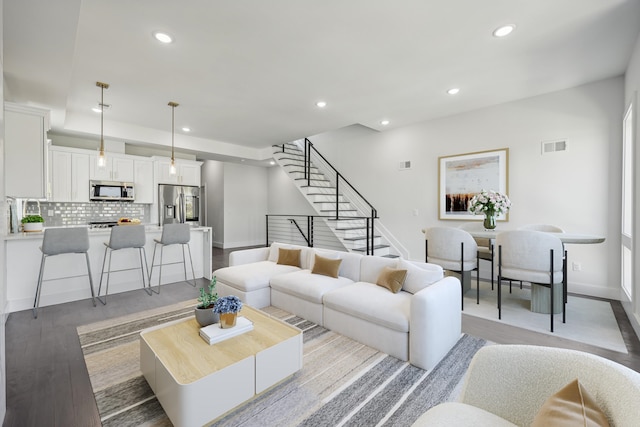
[311,254,342,278]
[376,266,407,293]
[411,402,518,427]
[360,256,399,284]
[270,270,354,304]
[214,261,300,292]
[397,258,444,294]
[268,242,313,269]
[531,379,610,427]
[310,249,363,282]
[323,282,411,332]
[277,248,301,267]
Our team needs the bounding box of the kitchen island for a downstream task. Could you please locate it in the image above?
[3,225,212,313]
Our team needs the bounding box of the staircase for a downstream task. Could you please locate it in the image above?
[272,139,407,258]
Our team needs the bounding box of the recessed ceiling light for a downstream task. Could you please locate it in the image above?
[181,127,191,132]
[447,88,460,95]
[269,160,275,165]
[153,31,173,43]
[316,101,327,108]
[381,120,390,126]
[493,24,515,38]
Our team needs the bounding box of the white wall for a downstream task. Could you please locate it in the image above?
[624,32,640,335]
[307,77,623,299]
[0,0,7,420]
[223,163,268,248]
[267,166,316,215]
[201,160,224,247]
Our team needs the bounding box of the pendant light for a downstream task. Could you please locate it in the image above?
[96,82,109,168]
[168,101,179,175]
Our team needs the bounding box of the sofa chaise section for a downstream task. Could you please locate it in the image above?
[214,243,313,308]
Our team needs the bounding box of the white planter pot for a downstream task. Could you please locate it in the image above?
[22,222,43,232]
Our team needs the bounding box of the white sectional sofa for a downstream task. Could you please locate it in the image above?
[214,242,462,370]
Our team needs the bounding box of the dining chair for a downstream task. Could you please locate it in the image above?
[148,223,196,294]
[97,225,151,304]
[33,227,96,318]
[425,226,478,309]
[458,222,495,291]
[496,230,566,332]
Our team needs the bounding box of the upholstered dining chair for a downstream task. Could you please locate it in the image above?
[519,224,565,233]
[496,230,566,332]
[458,222,495,291]
[425,226,478,309]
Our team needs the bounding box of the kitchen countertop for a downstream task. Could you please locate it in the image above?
[3,225,211,241]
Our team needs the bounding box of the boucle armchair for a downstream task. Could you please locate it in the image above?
[412,345,640,427]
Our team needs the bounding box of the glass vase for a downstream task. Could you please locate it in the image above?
[483,213,497,230]
[219,312,238,329]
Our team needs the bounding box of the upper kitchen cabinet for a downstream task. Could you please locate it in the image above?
[155,158,202,186]
[133,159,154,203]
[89,154,134,182]
[4,103,50,198]
[49,147,90,202]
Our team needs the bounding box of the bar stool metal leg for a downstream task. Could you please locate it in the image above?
[97,246,111,305]
[184,243,196,287]
[85,252,97,307]
[140,247,152,296]
[33,254,47,319]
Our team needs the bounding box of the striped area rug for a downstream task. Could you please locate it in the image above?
[77,300,486,426]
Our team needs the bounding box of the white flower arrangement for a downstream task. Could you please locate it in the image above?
[468,189,511,216]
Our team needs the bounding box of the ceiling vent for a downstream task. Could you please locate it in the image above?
[398,160,411,170]
[541,139,567,155]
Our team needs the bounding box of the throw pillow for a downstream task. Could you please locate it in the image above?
[397,258,443,294]
[277,248,301,267]
[531,379,610,427]
[376,266,408,293]
[311,254,342,278]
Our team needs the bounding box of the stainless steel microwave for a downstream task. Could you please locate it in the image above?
[90,180,134,202]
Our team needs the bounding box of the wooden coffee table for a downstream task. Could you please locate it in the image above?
[140,305,303,427]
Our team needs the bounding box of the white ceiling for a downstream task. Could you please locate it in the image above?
[4,0,640,162]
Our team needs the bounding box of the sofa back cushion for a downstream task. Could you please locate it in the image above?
[268,242,313,269]
[360,255,398,284]
[397,258,444,294]
[310,248,363,281]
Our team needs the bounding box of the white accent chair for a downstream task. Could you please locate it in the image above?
[425,226,478,309]
[458,222,495,291]
[412,345,640,427]
[496,230,566,332]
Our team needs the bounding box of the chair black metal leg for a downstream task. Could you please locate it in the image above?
[476,254,480,305]
[85,252,96,307]
[550,249,555,333]
[498,246,502,320]
[33,254,47,319]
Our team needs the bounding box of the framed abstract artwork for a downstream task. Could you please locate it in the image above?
[438,148,509,220]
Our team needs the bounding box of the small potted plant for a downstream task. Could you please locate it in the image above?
[213,295,243,329]
[21,214,44,232]
[194,276,219,327]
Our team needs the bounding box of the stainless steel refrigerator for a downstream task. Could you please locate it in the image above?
[158,184,201,226]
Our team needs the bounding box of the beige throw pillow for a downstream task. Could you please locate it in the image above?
[311,254,342,278]
[531,379,610,427]
[376,266,408,293]
[277,248,301,267]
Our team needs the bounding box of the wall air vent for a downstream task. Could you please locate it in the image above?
[398,160,411,170]
[541,139,567,155]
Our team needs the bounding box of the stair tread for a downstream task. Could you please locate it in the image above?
[319,209,358,212]
[335,226,367,231]
[343,235,381,241]
[352,244,390,251]
[295,178,330,182]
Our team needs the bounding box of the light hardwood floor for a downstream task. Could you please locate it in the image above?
[3,247,639,426]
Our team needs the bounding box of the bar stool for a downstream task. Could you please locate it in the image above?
[148,223,196,294]
[33,227,96,318]
[97,225,151,304]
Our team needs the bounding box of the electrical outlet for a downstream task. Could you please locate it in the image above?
[572,262,582,271]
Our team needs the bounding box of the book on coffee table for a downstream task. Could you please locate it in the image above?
[199,316,254,345]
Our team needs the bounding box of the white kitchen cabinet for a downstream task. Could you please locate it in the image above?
[49,148,90,202]
[134,159,154,203]
[156,158,202,186]
[89,155,134,182]
[4,103,50,198]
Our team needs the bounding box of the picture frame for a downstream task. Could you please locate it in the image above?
[438,148,509,221]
